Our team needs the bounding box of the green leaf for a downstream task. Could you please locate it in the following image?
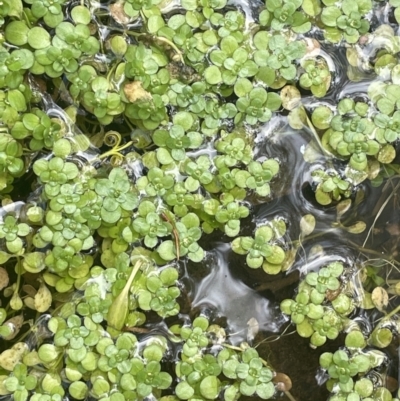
[148,15,165,34]
[69,382,88,400]
[200,376,219,399]
[302,0,321,16]
[8,90,27,112]
[176,381,194,400]
[157,240,176,261]
[27,27,51,49]
[204,66,222,85]
[71,5,91,24]
[5,21,29,46]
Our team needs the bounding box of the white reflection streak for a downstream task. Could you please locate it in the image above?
[191,243,281,343]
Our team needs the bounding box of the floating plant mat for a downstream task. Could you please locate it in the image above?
[1,0,400,400]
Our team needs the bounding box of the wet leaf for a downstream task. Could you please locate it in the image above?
[336,199,351,218]
[288,106,307,129]
[281,247,297,272]
[360,291,374,309]
[344,221,366,234]
[300,214,316,237]
[367,160,380,180]
[370,327,392,348]
[281,85,301,110]
[311,106,333,130]
[346,48,360,68]
[309,244,324,258]
[377,145,396,164]
[371,287,388,312]
[303,141,322,163]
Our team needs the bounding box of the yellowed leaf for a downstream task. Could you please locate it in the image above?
[34,281,52,313]
[300,214,316,237]
[280,85,301,111]
[0,342,29,371]
[371,287,388,312]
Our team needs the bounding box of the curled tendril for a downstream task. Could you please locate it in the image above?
[97,140,134,162]
[104,131,122,148]
[110,154,124,167]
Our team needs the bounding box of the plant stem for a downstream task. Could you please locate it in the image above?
[152,35,185,64]
[221,343,243,352]
[284,390,297,401]
[97,140,134,160]
[161,211,180,260]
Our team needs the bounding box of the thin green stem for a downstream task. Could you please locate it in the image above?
[106,62,119,83]
[383,304,400,322]
[284,390,297,401]
[221,343,243,352]
[152,35,185,64]
[96,140,134,161]
[22,10,32,28]
[303,107,333,160]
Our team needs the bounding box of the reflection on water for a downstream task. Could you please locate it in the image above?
[191,243,283,342]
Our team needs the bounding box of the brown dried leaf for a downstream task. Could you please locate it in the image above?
[0,267,9,291]
[385,376,398,393]
[386,223,400,236]
[247,318,259,342]
[273,372,292,392]
[124,81,152,103]
[22,284,37,297]
[371,287,389,312]
[2,315,23,341]
[109,1,131,24]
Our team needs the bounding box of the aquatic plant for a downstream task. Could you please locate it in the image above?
[0,1,400,401]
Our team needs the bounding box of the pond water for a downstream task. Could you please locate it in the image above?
[1,0,400,401]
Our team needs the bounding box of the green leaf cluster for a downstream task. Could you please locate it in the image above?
[231,219,287,273]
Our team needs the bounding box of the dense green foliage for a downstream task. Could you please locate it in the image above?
[0,0,400,401]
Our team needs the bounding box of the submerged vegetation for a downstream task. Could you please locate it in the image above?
[0,0,400,400]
